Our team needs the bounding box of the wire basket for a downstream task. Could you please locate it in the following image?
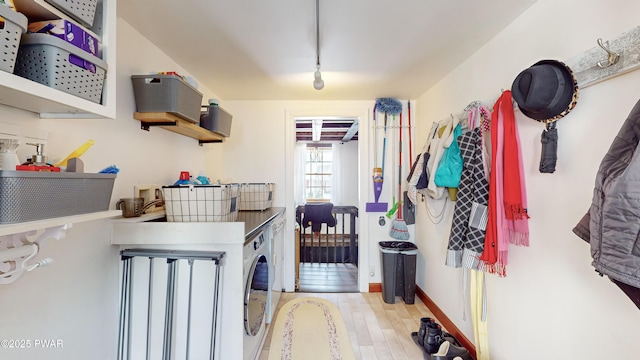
[162,184,239,222]
[44,0,99,27]
[0,6,27,73]
[238,183,274,211]
[14,34,107,103]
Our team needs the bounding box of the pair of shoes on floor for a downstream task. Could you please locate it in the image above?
[410,317,463,354]
[431,340,473,360]
[424,322,462,354]
[417,317,435,347]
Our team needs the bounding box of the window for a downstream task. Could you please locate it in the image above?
[305,145,332,201]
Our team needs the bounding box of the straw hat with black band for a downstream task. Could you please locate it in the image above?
[511,60,579,173]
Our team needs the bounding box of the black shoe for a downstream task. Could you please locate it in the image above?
[424,322,443,354]
[442,332,461,347]
[431,341,472,360]
[417,317,435,346]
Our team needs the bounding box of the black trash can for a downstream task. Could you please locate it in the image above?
[379,241,418,304]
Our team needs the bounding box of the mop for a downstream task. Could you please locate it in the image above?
[366,102,389,213]
[375,98,402,220]
[390,110,410,240]
[368,98,401,213]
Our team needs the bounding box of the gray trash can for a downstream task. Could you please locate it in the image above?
[379,241,418,304]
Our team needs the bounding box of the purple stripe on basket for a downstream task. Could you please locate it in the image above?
[280,299,343,360]
[69,53,96,73]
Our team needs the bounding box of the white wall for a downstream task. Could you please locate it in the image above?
[216,101,397,291]
[337,140,359,207]
[0,18,223,360]
[414,0,640,359]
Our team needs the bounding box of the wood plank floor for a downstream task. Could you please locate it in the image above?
[298,262,358,293]
[259,292,445,360]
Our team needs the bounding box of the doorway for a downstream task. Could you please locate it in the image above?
[293,117,359,293]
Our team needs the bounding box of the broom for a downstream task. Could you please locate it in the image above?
[390,110,410,240]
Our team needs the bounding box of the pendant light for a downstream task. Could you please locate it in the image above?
[313,0,324,90]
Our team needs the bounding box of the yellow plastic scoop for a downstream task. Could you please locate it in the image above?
[55,140,95,167]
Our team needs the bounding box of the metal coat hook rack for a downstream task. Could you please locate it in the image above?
[431,25,640,127]
[596,38,620,68]
[567,25,640,89]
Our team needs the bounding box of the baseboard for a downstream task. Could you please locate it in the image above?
[369,282,382,293]
[369,283,477,360]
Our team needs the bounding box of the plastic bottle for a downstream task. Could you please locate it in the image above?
[173,171,192,185]
[196,170,210,185]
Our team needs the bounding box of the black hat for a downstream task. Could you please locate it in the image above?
[511,60,578,123]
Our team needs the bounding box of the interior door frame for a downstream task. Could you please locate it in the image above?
[283,104,371,293]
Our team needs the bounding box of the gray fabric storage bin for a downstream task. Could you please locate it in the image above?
[200,105,233,137]
[132,74,203,124]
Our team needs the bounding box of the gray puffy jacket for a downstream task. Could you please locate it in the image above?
[574,99,640,288]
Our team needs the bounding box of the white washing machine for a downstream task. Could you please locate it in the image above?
[267,213,285,324]
[243,229,269,360]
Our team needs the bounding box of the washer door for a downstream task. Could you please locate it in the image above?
[244,254,269,336]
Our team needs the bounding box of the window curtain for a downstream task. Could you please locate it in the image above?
[331,142,343,205]
[294,142,307,206]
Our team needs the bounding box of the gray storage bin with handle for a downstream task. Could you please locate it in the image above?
[42,0,99,27]
[132,74,204,124]
[200,104,233,137]
[14,33,108,103]
[0,5,27,73]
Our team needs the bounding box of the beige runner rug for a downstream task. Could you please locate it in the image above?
[268,297,356,360]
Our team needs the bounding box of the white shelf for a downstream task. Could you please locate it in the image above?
[0,210,121,237]
[0,70,114,118]
[8,0,116,119]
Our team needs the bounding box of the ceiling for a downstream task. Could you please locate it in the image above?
[295,118,358,142]
[118,0,536,102]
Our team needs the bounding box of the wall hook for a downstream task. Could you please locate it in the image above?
[464,101,481,111]
[596,38,620,68]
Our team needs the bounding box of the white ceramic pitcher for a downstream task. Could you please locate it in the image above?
[0,139,20,171]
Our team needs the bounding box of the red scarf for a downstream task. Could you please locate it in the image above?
[502,92,529,221]
[480,91,529,275]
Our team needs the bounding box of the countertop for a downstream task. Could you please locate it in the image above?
[238,207,285,240]
[110,207,285,246]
